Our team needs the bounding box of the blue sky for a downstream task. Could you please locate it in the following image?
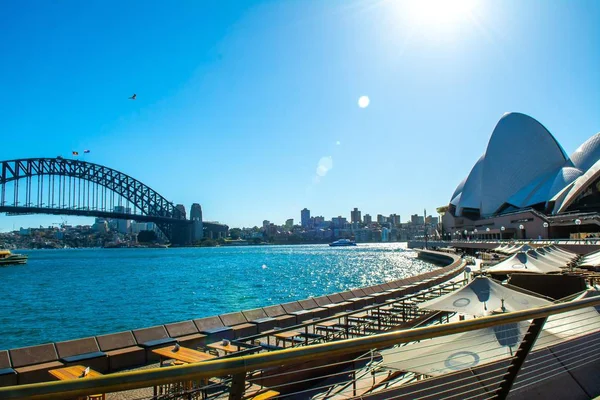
[1,0,599,230]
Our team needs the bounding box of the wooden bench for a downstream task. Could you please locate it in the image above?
[10,343,63,385]
[96,331,145,372]
[165,320,207,349]
[220,312,258,339]
[0,350,17,387]
[55,337,108,373]
[194,316,234,342]
[132,325,177,363]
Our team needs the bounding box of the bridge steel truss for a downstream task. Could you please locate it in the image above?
[0,158,190,242]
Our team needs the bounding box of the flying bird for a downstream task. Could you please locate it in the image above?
[129,94,137,100]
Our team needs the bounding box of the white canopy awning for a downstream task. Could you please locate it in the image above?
[418,276,551,317]
[486,251,563,274]
[380,322,529,376]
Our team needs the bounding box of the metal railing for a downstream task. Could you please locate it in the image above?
[3,295,600,400]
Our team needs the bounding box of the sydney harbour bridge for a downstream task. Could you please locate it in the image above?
[0,157,209,245]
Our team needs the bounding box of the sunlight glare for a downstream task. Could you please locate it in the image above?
[406,0,476,26]
[358,96,370,108]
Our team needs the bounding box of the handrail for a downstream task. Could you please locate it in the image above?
[3,295,600,400]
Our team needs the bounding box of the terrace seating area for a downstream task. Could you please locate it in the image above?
[0,251,464,391]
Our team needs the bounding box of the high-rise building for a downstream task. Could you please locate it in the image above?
[263,220,270,230]
[411,214,425,225]
[301,208,311,228]
[113,206,132,234]
[332,216,347,228]
[285,219,294,229]
[351,208,362,223]
[389,214,401,226]
[313,216,325,227]
[363,214,372,225]
[377,214,387,224]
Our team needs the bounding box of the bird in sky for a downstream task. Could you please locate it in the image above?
[129,94,137,100]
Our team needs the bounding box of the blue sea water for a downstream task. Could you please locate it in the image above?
[0,243,436,350]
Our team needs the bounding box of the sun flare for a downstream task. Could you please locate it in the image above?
[405,0,477,26]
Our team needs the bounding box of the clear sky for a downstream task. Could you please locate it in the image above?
[1,0,599,231]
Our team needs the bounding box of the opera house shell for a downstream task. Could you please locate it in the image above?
[446,113,600,236]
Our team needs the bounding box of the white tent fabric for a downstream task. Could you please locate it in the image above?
[418,276,552,317]
[546,245,578,259]
[504,244,534,255]
[537,290,600,346]
[579,249,600,268]
[486,251,563,274]
[535,247,572,266]
[524,249,567,269]
[381,291,599,377]
[380,322,529,376]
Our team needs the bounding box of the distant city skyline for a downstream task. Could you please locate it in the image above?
[1,1,599,231]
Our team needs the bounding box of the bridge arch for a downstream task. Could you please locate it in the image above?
[0,158,188,242]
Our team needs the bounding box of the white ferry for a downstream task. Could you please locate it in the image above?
[329,239,357,247]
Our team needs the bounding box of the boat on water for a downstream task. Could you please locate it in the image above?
[329,239,357,247]
[0,249,28,266]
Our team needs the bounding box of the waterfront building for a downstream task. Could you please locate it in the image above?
[112,206,132,234]
[377,214,387,224]
[411,214,425,225]
[332,216,347,228]
[203,222,229,239]
[363,214,372,225]
[301,208,311,228]
[351,208,362,223]
[285,219,294,229]
[389,214,401,226]
[313,216,325,227]
[382,227,390,242]
[92,219,108,233]
[262,220,270,230]
[443,112,600,239]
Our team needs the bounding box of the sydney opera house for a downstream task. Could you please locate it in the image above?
[442,112,600,240]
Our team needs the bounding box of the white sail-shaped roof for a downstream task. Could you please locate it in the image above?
[419,276,551,317]
[486,252,563,274]
[571,132,600,172]
[479,113,568,215]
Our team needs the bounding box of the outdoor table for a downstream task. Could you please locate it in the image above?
[49,365,103,400]
[207,342,240,355]
[273,331,301,348]
[152,345,216,366]
[151,345,216,398]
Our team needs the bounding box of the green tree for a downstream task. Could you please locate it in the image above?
[137,230,157,243]
[229,228,242,240]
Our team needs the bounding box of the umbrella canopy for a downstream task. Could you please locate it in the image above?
[524,249,567,269]
[579,249,600,268]
[381,321,530,376]
[486,251,562,274]
[506,244,534,254]
[419,276,551,317]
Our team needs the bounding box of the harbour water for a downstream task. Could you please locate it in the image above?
[0,243,436,350]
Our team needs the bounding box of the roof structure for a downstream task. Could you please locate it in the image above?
[449,113,600,218]
[486,252,563,274]
[418,276,551,316]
